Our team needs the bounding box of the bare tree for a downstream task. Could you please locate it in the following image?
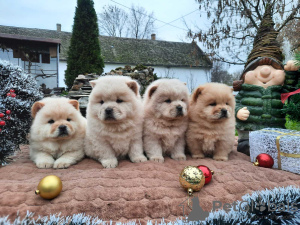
[205,69,211,82]
[98,5,155,39]
[229,69,243,81]
[98,5,128,37]
[277,19,300,51]
[192,0,300,65]
[162,68,177,79]
[186,72,198,93]
[128,5,155,39]
[211,60,233,85]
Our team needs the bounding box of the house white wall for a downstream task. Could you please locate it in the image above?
[59,61,211,92]
[0,49,58,89]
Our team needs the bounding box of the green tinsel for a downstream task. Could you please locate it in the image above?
[282,94,300,122]
[282,51,300,126]
[294,50,300,68]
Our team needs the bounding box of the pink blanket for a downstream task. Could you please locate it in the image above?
[0,145,299,223]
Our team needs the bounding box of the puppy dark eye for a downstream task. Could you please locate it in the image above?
[226,103,229,105]
[100,100,104,104]
[181,99,185,102]
[67,118,71,122]
[165,99,171,103]
[48,119,54,124]
[116,99,123,103]
[210,103,216,106]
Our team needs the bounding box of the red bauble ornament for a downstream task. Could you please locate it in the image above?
[6,110,11,115]
[253,153,274,168]
[11,93,16,98]
[0,121,5,126]
[7,93,11,97]
[197,165,214,184]
[10,89,15,93]
[0,113,4,118]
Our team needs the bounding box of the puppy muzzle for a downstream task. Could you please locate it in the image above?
[58,125,69,137]
[104,107,116,120]
[176,105,184,117]
[219,109,228,119]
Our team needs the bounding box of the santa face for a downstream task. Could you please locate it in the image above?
[244,65,285,88]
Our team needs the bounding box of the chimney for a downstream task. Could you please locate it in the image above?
[151,34,156,40]
[56,23,61,32]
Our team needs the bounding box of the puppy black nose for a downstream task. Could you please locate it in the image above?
[221,109,227,114]
[105,108,113,114]
[176,105,183,111]
[59,125,67,131]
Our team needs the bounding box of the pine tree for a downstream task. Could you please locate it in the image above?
[65,0,104,89]
[295,50,300,67]
[282,51,300,130]
[0,60,43,164]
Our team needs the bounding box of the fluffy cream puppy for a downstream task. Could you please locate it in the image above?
[84,76,147,168]
[30,97,86,169]
[186,83,236,161]
[143,79,189,163]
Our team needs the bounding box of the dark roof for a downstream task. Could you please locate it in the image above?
[0,33,61,44]
[0,25,212,68]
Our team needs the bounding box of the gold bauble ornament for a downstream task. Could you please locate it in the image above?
[35,175,62,200]
[179,166,205,196]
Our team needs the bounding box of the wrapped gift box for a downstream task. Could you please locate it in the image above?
[249,128,300,174]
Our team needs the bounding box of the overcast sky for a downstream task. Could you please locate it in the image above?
[0,0,207,42]
[0,0,243,72]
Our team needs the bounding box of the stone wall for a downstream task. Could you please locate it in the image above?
[106,65,158,94]
[68,65,158,116]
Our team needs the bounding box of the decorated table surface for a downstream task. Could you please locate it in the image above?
[0,145,299,224]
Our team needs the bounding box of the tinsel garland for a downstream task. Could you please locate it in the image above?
[282,51,300,125]
[282,94,300,122]
[295,51,300,67]
[0,186,299,224]
[0,60,43,165]
[204,185,300,224]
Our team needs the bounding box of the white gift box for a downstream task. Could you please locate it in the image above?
[249,128,300,174]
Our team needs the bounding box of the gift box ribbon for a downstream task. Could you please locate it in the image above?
[281,88,300,103]
[261,129,300,169]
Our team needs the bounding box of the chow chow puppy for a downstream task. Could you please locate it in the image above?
[143,79,189,163]
[186,83,235,161]
[30,97,86,169]
[84,76,147,168]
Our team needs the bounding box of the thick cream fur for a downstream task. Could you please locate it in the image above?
[30,97,86,169]
[84,76,147,168]
[143,79,189,163]
[186,83,236,161]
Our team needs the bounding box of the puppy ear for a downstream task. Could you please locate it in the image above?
[69,100,80,111]
[148,86,158,98]
[31,102,45,118]
[192,86,204,102]
[126,81,139,95]
[90,80,97,88]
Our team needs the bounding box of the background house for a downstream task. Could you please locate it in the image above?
[0,24,212,91]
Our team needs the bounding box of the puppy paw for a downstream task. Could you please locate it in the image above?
[192,154,205,159]
[171,154,186,161]
[149,156,164,163]
[53,159,72,169]
[101,158,118,168]
[36,161,54,169]
[131,155,148,163]
[213,155,228,161]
